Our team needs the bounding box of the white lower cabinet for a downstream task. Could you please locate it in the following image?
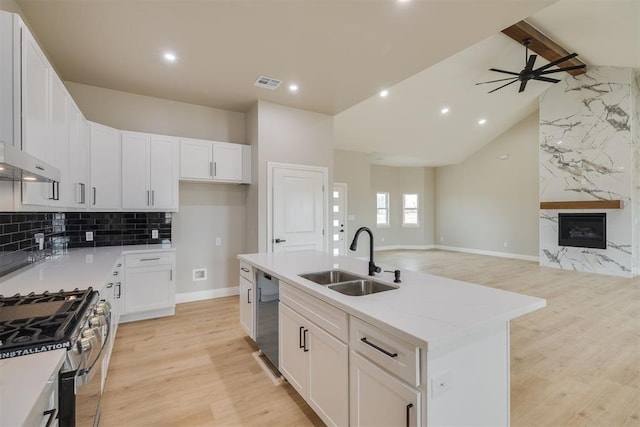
[279,299,348,427]
[350,350,421,427]
[121,251,175,322]
[239,276,255,338]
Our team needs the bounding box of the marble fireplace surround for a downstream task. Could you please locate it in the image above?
[539,66,639,278]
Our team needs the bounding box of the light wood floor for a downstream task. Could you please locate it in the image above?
[101,250,639,426]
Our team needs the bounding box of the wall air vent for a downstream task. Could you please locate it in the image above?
[254,75,282,90]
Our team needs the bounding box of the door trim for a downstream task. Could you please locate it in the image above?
[267,162,329,253]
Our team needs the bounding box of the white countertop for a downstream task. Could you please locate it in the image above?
[0,244,174,296]
[0,244,174,426]
[238,251,546,350]
[0,350,66,427]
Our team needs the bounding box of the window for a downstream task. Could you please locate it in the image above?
[376,192,389,227]
[403,193,419,226]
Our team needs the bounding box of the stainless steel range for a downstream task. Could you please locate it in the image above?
[0,288,111,427]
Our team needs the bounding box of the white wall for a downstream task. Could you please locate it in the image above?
[435,112,540,257]
[65,83,248,295]
[250,100,334,253]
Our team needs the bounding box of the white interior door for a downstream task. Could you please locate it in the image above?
[332,183,347,256]
[271,164,326,253]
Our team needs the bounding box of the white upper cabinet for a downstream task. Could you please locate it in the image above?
[46,74,70,207]
[90,122,121,209]
[180,138,250,183]
[0,12,21,148]
[68,101,90,207]
[122,131,178,211]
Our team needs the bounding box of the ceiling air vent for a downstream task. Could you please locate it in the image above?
[254,75,282,90]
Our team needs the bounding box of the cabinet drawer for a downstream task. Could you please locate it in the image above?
[280,282,348,342]
[239,261,254,282]
[350,316,421,387]
[125,251,174,268]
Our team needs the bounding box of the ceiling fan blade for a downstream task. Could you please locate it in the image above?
[519,80,528,93]
[538,64,586,75]
[489,68,520,76]
[476,77,519,85]
[532,75,561,84]
[488,79,519,93]
[525,54,537,71]
[533,52,579,73]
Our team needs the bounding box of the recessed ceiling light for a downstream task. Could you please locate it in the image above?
[397,0,411,3]
[163,52,177,63]
[441,107,449,114]
[478,118,487,125]
[289,83,299,92]
[380,90,389,98]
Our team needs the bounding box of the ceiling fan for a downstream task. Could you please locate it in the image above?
[476,39,586,93]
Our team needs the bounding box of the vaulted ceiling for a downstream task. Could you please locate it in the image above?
[12,0,640,166]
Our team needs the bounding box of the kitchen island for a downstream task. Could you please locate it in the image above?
[239,250,546,426]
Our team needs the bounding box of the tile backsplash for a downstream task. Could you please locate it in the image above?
[0,212,172,278]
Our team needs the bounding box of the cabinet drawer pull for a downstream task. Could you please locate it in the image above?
[247,289,251,304]
[303,329,309,352]
[106,282,113,288]
[92,187,97,205]
[241,267,250,273]
[406,403,413,427]
[115,282,121,298]
[299,326,305,349]
[360,337,398,358]
[43,408,57,427]
[140,257,161,262]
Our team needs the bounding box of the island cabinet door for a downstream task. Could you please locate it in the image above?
[279,303,308,395]
[350,351,422,427]
[307,322,348,427]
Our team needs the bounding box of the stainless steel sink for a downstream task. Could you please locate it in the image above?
[299,270,363,285]
[328,279,398,296]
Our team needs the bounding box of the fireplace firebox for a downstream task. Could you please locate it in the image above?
[558,213,606,249]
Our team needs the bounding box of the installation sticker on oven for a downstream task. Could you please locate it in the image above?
[1,341,71,359]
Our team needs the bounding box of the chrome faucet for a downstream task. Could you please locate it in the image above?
[349,227,381,276]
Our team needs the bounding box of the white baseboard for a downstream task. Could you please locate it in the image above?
[375,244,436,251]
[434,245,539,262]
[176,286,239,304]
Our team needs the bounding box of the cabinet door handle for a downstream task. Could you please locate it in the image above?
[213,162,217,177]
[55,182,60,200]
[115,282,121,298]
[147,190,150,206]
[209,161,213,177]
[299,326,305,349]
[48,181,56,200]
[303,329,309,352]
[247,288,251,304]
[241,267,250,273]
[43,409,57,427]
[151,190,155,206]
[170,269,173,281]
[92,187,96,205]
[406,403,414,427]
[360,337,398,358]
[106,282,113,288]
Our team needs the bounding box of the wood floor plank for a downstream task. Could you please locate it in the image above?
[101,249,639,426]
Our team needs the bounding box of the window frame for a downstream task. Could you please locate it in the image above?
[376,192,390,228]
[402,193,419,227]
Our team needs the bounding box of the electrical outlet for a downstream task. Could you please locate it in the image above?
[152,229,159,239]
[85,231,93,242]
[431,371,453,398]
[192,268,207,281]
[215,237,221,246]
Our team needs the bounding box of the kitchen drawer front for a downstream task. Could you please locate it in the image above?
[350,316,421,387]
[280,282,348,342]
[239,261,254,282]
[125,251,174,268]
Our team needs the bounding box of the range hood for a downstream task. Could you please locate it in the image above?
[0,142,60,182]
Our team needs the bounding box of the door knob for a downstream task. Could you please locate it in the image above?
[274,238,287,243]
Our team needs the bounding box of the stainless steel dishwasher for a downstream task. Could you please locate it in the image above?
[256,269,279,368]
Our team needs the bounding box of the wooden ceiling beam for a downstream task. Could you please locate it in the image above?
[502,20,586,76]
